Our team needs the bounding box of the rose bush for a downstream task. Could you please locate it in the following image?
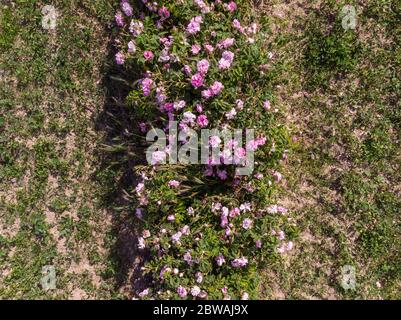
[112,0,297,300]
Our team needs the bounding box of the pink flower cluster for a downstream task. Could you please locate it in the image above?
[217,38,235,49]
[191,44,201,55]
[113,0,294,300]
[177,285,187,298]
[115,52,125,65]
[224,1,237,12]
[231,257,248,268]
[168,180,180,188]
[219,51,235,70]
[189,59,211,89]
[186,16,203,34]
[141,78,154,96]
[194,0,211,14]
[212,202,252,237]
[202,81,224,99]
[197,59,210,75]
[197,114,209,128]
[158,6,170,20]
[247,136,267,151]
[191,73,204,88]
[115,11,125,27]
[121,0,133,17]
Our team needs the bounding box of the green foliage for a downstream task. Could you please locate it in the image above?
[304,2,360,87]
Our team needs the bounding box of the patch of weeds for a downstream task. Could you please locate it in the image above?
[304,1,361,88]
[0,7,19,50]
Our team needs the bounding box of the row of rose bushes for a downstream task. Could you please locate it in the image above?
[113,0,296,300]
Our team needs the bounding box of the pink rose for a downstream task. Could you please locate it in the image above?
[143,50,154,60]
[191,73,204,88]
[204,44,214,54]
[158,6,170,19]
[197,59,210,75]
[115,52,125,65]
[197,115,209,128]
[191,44,202,55]
[210,81,224,95]
[226,1,237,12]
[177,286,187,298]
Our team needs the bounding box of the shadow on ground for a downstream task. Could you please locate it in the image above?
[94,16,150,298]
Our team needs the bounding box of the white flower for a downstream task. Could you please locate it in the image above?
[128,41,136,53]
[267,205,278,214]
[286,241,294,251]
[181,225,190,236]
[240,203,251,212]
[191,286,201,297]
[196,272,203,284]
[138,237,146,249]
